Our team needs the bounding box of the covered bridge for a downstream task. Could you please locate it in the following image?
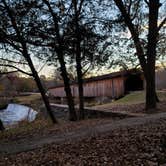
[48,69,144,99]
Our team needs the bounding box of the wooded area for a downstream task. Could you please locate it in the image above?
[0,1,166,165]
[0,0,165,122]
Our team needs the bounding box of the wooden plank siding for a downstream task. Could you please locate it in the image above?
[49,76,125,99]
[82,77,124,98]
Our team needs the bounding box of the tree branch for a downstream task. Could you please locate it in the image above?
[2,0,22,42]
[0,64,32,76]
[127,0,132,15]
[78,0,84,15]
[0,70,18,75]
[144,0,149,6]
[113,0,147,73]
[158,17,166,32]
[37,61,47,73]
[0,30,22,53]
[82,64,91,76]
[0,58,28,65]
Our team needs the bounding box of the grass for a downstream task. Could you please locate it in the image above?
[14,93,41,105]
[0,93,42,109]
[93,90,166,108]
[111,90,166,105]
[114,91,145,105]
[12,93,43,111]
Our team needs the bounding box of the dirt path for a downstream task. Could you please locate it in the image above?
[0,111,166,155]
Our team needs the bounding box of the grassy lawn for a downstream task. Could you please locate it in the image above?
[0,93,42,108]
[12,93,42,110]
[114,91,145,105]
[14,93,41,105]
[111,90,166,105]
[93,91,166,108]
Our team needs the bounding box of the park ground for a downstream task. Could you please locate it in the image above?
[0,91,166,165]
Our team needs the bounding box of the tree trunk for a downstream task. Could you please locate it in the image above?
[156,92,160,102]
[76,54,85,119]
[25,52,57,123]
[114,0,159,110]
[42,0,77,121]
[75,16,85,119]
[145,0,159,110]
[0,119,5,131]
[145,64,156,110]
[58,50,77,121]
[75,36,85,119]
[74,1,85,120]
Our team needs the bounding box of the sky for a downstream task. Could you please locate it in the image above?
[0,0,165,79]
